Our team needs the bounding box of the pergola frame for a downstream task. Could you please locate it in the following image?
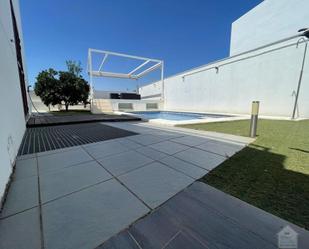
[87,48,164,100]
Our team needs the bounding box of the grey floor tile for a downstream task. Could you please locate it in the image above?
[14,157,38,180]
[84,141,129,160]
[114,138,142,149]
[16,153,36,160]
[0,207,41,249]
[40,161,113,203]
[98,151,153,176]
[149,141,189,155]
[196,140,244,157]
[42,179,149,249]
[127,134,168,145]
[119,162,194,209]
[97,231,141,249]
[173,148,226,171]
[171,135,210,146]
[0,176,38,218]
[36,145,81,157]
[159,156,207,179]
[38,147,93,174]
[136,146,168,160]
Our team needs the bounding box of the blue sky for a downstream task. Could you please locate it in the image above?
[20,0,262,91]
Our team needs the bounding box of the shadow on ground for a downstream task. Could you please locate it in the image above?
[202,144,309,230]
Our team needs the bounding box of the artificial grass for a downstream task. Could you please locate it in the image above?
[179,119,309,229]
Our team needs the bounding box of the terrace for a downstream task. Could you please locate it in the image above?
[2,0,309,248]
[1,121,309,248]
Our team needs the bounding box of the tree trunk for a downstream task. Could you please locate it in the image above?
[65,103,69,111]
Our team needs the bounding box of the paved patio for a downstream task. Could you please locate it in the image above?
[100,182,309,249]
[0,122,252,249]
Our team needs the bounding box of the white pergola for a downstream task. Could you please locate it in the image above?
[87,49,164,100]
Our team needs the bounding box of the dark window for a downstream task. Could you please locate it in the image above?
[10,0,29,117]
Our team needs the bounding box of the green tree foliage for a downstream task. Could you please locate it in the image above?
[34,61,90,111]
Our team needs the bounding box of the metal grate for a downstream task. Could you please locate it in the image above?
[18,123,137,155]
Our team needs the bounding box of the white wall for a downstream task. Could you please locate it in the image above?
[140,38,309,118]
[0,0,28,200]
[139,81,162,100]
[230,0,309,55]
[139,0,309,119]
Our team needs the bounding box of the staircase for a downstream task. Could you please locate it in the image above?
[91,99,114,113]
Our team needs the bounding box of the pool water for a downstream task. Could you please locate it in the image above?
[131,111,228,121]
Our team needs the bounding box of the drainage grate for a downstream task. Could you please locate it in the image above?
[18,123,138,155]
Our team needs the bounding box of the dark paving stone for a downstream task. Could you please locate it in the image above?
[186,182,309,249]
[104,182,309,249]
[129,206,180,248]
[18,122,138,155]
[97,231,141,249]
[164,231,207,249]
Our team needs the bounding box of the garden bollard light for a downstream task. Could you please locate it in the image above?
[249,101,259,138]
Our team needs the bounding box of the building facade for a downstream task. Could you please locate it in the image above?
[0,0,29,201]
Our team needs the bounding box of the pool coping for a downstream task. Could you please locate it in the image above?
[116,111,249,126]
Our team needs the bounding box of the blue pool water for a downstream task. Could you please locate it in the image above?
[131,111,228,121]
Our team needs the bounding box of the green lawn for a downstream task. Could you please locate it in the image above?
[179,119,309,229]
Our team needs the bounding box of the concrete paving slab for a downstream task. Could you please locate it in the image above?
[36,145,81,158]
[40,161,113,203]
[14,157,37,180]
[114,138,142,149]
[83,141,129,160]
[159,156,207,179]
[170,135,210,147]
[174,148,226,171]
[42,179,149,249]
[97,231,141,249]
[0,208,41,249]
[0,176,38,218]
[129,206,180,249]
[119,162,194,209]
[164,231,207,249]
[38,147,93,175]
[98,151,153,176]
[127,134,168,145]
[129,182,275,249]
[135,146,169,160]
[196,139,244,157]
[149,140,189,155]
[16,153,36,160]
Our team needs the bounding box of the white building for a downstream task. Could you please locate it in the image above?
[1,0,309,202]
[140,0,309,119]
[0,0,30,201]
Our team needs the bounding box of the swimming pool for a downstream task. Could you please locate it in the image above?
[130,111,229,121]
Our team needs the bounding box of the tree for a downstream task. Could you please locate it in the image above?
[34,61,90,111]
[58,71,90,111]
[66,60,82,77]
[34,68,61,107]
